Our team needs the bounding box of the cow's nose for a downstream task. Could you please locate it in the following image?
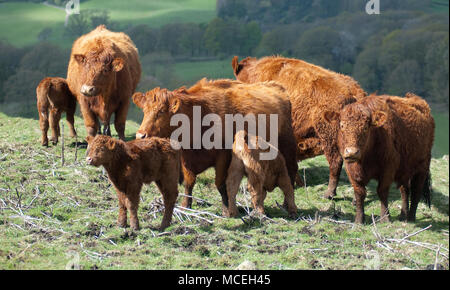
[344,147,361,160]
[81,85,96,96]
[136,132,146,139]
[86,156,92,165]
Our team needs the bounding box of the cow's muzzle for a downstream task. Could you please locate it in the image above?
[81,84,98,97]
[343,147,361,162]
[136,131,147,139]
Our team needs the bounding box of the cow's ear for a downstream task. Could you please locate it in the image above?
[298,141,307,151]
[132,92,145,108]
[170,98,181,113]
[371,111,387,127]
[112,57,124,72]
[232,56,241,75]
[107,138,116,150]
[74,54,85,64]
[323,111,340,124]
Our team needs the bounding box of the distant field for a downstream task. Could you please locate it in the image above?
[174,59,235,85]
[431,0,449,12]
[433,112,449,157]
[0,0,215,47]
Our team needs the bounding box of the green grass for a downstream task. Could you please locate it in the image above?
[0,0,215,48]
[174,59,235,85]
[431,0,449,12]
[0,112,448,269]
[433,112,449,157]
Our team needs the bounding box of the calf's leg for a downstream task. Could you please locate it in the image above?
[156,180,178,231]
[323,147,343,199]
[49,109,62,145]
[277,172,298,218]
[38,107,49,146]
[181,166,196,208]
[225,156,245,217]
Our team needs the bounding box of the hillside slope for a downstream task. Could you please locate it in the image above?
[0,113,448,269]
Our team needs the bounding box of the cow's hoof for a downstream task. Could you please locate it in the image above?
[324,190,336,200]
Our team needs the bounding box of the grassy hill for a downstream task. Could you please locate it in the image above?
[0,112,448,269]
[0,0,215,47]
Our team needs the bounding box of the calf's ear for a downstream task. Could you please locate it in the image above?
[231,56,241,75]
[371,111,387,127]
[170,98,181,113]
[298,141,307,151]
[86,136,94,144]
[107,139,116,150]
[132,92,145,108]
[112,57,124,72]
[323,111,340,124]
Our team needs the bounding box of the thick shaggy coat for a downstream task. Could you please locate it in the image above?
[324,93,435,223]
[67,25,141,140]
[36,77,77,146]
[133,78,298,216]
[86,135,180,230]
[226,131,296,218]
[232,55,366,198]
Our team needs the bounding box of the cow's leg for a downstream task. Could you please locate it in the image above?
[114,99,129,141]
[408,172,427,222]
[156,179,178,231]
[181,165,196,208]
[80,106,99,138]
[38,106,49,146]
[351,181,367,224]
[215,151,232,216]
[278,135,299,187]
[323,145,343,199]
[49,109,62,145]
[225,156,245,217]
[66,99,77,138]
[102,117,111,136]
[399,185,410,221]
[376,178,392,223]
[277,171,298,218]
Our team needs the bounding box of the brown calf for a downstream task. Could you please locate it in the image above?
[225,131,296,218]
[36,77,77,146]
[86,135,180,230]
[133,78,298,217]
[232,56,366,198]
[324,93,435,223]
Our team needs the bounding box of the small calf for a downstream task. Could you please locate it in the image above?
[86,135,181,230]
[36,77,77,146]
[324,93,434,223]
[225,131,297,218]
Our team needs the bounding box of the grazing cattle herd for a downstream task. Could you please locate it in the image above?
[36,26,435,231]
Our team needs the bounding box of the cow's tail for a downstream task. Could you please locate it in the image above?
[422,172,432,208]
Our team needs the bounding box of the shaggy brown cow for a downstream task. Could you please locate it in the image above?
[225,130,296,218]
[86,135,180,230]
[133,78,298,217]
[232,56,366,198]
[36,77,77,146]
[67,25,141,140]
[323,93,435,223]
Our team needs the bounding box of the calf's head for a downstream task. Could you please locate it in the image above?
[323,104,387,162]
[85,135,118,166]
[73,48,124,97]
[133,87,183,139]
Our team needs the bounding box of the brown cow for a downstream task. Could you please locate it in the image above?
[86,135,180,230]
[225,130,296,218]
[67,25,141,140]
[133,78,298,217]
[36,77,77,146]
[232,56,366,199]
[323,93,435,223]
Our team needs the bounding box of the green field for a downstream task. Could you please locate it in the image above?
[0,0,215,47]
[0,112,448,269]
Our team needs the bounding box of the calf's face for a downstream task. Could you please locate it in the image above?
[85,135,117,166]
[133,89,181,139]
[324,105,387,162]
[73,51,124,97]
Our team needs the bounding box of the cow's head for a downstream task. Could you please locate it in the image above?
[73,47,124,97]
[323,104,387,163]
[133,87,184,139]
[85,135,119,166]
[231,56,257,82]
